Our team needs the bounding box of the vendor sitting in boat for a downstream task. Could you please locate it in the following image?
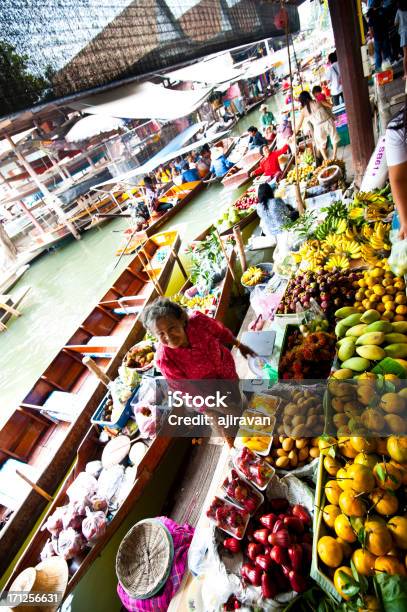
[143,176,173,214]
[247,126,267,150]
[181,163,200,183]
[250,143,290,182]
[209,143,234,178]
[141,298,255,445]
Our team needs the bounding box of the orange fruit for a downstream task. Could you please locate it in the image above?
[333,566,353,600]
[374,555,407,576]
[325,480,342,505]
[369,488,399,516]
[323,504,341,528]
[334,514,357,543]
[324,455,341,476]
[317,536,343,568]
[339,490,366,517]
[352,548,376,576]
[387,516,407,549]
[336,467,352,491]
[365,520,393,556]
[346,463,375,493]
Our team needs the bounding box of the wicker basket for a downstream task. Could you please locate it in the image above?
[116,519,174,600]
[6,558,68,612]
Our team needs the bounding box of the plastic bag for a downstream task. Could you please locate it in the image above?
[57,528,86,560]
[96,465,124,503]
[85,460,103,479]
[89,494,109,514]
[81,507,107,545]
[62,499,90,530]
[66,472,97,502]
[133,402,157,439]
[42,505,69,536]
[250,284,283,320]
[389,238,407,277]
[40,539,56,561]
[118,364,141,389]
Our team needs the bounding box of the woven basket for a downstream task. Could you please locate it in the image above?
[116,519,174,600]
[6,558,68,612]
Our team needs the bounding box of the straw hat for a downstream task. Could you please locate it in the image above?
[116,519,174,600]
[5,557,68,612]
[260,104,268,112]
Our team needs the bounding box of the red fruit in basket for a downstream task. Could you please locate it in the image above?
[291,504,312,526]
[223,538,241,554]
[255,554,272,571]
[268,529,291,548]
[234,485,248,501]
[301,542,312,566]
[246,542,263,561]
[261,572,279,599]
[253,529,269,545]
[288,570,307,593]
[270,545,288,565]
[241,562,253,578]
[283,516,304,534]
[246,566,262,586]
[216,507,227,522]
[287,544,303,571]
[269,498,289,512]
[281,563,291,578]
[271,519,284,533]
[259,513,277,529]
[243,497,257,513]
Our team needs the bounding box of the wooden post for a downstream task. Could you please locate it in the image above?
[15,470,53,502]
[138,250,164,296]
[170,247,188,280]
[328,0,375,182]
[233,226,247,272]
[82,357,111,386]
[214,229,242,295]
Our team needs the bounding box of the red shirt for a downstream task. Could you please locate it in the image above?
[315,92,327,103]
[253,144,290,178]
[155,311,238,380]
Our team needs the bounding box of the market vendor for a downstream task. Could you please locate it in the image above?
[296,91,340,161]
[143,176,173,214]
[256,182,298,237]
[264,125,276,145]
[247,126,267,150]
[209,144,234,177]
[249,143,290,181]
[181,163,200,183]
[386,107,407,238]
[141,298,255,445]
[260,104,276,132]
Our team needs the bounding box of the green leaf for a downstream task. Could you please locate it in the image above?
[339,570,360,597]
[328,445,337,458]
[350,559,359,581]
[357,526,367,548]
[374,572,407,612]
[376,464,387,482]
[384,381,396,393]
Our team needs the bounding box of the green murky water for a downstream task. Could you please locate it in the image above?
[1,98,282,425]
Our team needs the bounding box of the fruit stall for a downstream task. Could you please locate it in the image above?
[168,174,407,611]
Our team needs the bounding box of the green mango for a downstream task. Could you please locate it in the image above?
[335,320,350,339]
[356,345,386,361]
[365,321,393,334]
[341,313,363,327]
[356,332,385,346]
[345,324,368,338]
[340,357,371,372]
[384,333,407,344]
[338,340,356,362]
[331,368,354,379]
[384,344,407,359]
[360,309,381,324]
[335,306,359,319]
[391,321,407,334]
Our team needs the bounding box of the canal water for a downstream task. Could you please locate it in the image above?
[1,98,282,425]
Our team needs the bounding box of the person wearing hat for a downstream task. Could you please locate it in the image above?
[209,143,234,177]
[260,104,275,133]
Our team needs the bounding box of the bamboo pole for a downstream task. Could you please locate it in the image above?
[82,357,111,386]
[138,249,164,296]
[170,247,188,280]
[233,226,247,272]
[285,23,305,215]
[0,302,21,317]
[15,470,53,502]
[214,229,242,295]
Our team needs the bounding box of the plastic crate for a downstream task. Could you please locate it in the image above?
[91,386,139,429]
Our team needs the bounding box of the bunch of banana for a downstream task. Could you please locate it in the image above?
[314,216,347,240]
[323,233,342,249]
[172,293,216,310]
[339,238,362,259]
[369,221,391,251]
[362,224,374,240]
[344,226,361,242]
[365,202,393,221]
[324,254,350,271]
[286,164,314,185]
[241,266,266,286]
[318,158,346,175]
[348,206,365,222]
[354,190,389,206]
[360,243,379,266]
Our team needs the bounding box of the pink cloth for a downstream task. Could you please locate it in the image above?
[117,517,194,612]
[156,311,238,380]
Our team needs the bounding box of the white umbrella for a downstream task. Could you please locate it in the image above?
[65,115,125,142]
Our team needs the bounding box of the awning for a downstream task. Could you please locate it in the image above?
[93,125,230,189]
[70,82,213,121]
[164,54,244,86]
[65,115,125,142]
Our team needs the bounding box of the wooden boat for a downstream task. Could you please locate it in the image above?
[0,265,29,294]
[116,180,203,256]
[221,151,262,191]
[2,426,174,598]
[0,286,30,331]
[2,233,237,598]
[0,230,181,576]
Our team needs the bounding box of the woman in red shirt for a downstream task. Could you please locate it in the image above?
[250,144,290,181]
[141,298,255,445]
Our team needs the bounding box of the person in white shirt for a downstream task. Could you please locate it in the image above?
[395,1,407,79]
[386,106,407,238]
[326,51,344,106]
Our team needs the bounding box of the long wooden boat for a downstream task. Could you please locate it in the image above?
[0,286,30,330]
[2,230,237,597]
[116,180,203,256]
[0,230,181,576]
[221,151,262,191]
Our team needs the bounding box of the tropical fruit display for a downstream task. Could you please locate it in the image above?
[241,266,268,287]
[279,329,336,380]
[314,435,407,606]
[286,164,314,185]
[352,259,406,322]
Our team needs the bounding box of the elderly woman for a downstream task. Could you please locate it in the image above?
[141,298,254,381]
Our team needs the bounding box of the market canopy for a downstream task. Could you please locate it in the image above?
[164,53,244,86]
[93,124,230,189]
[65,115,125,142]
[70,82,213,121]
